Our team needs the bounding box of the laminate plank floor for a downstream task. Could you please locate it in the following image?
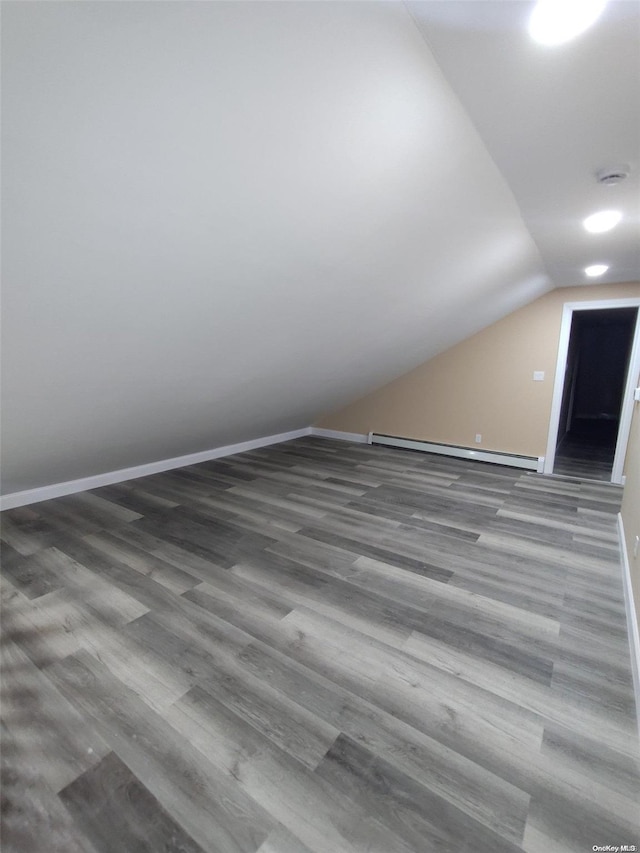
[553,420,617,481]
[2,437,639,853]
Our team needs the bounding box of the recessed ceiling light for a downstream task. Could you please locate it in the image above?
[529,0,607,46]
[585,264,609,277]
[583,209,622,233]
[596,165,630,186]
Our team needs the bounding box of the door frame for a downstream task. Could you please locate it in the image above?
[543,297,640,484]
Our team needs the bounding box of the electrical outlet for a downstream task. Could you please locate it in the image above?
[475,434,482,443]
[634,535,639,558]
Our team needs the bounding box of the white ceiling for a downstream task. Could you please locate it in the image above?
[408,0,640,287]
[1,1,637,493]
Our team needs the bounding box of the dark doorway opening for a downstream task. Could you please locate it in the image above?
[554,307,637,481]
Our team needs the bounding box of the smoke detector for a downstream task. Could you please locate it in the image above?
[596,165,630,186]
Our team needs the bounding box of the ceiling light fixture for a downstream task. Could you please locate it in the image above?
[585,264,609,277]
[583,209,622,233]
[528,0,607,46]
[596,165,630,186]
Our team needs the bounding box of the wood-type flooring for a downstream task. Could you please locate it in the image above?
[2,436,639,853]
[554,419,618,481]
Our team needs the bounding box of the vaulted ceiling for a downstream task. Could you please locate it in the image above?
[408,0,640,287]
[2,1,638,494]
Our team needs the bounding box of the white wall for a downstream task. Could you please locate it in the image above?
[1,1,548,494]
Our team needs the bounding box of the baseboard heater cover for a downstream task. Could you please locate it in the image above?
[369,433,543,472]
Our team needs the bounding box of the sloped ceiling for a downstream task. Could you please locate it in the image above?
[0,0,601,494]
[409,0,640,288]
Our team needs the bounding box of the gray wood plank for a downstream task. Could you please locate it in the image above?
[47,651,276,853]
[2,437,638,853]
[236,641,531,845]
[314,733,525,853]
[59,751,207,853]
[1,730,100,853]
[1,639,110,794]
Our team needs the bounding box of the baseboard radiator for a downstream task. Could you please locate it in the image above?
[368,433,544,473]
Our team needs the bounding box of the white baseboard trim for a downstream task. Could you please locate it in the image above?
[310,428,370,444]
[0,427,312,511]
[617,513,640,742]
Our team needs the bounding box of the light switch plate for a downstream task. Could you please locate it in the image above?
[533,371,545,381]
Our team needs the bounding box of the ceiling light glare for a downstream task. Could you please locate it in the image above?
[583,209,622,233]
[585,264,609,277]
[528,0,607,46]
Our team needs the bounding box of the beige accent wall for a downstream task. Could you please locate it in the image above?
[316,282,640,458]
[621,372,640,636]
